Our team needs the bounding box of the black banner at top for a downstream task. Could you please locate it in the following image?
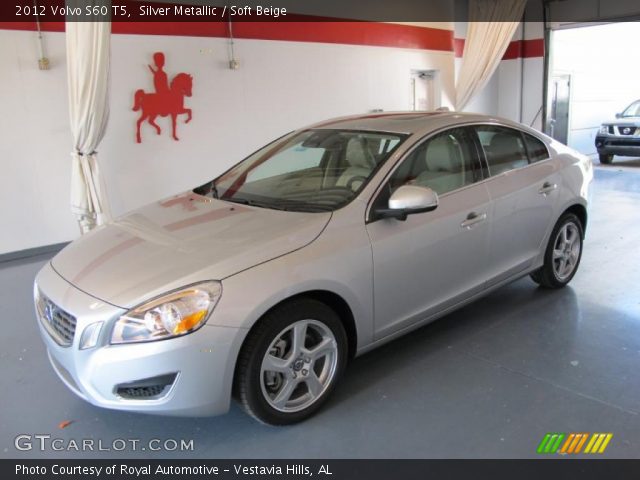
[2,0,640,23]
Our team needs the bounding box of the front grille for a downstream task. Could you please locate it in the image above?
[37,293,77,346]
[608,126,614,134]
[115,373,177,400]
[617,126,637,135]
[606,139,640,147]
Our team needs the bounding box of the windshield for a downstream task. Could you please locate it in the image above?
[208,129,406,212]
[622,100,640,118]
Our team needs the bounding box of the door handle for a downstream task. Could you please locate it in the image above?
[538,182,558,195]
[460,212,487,229]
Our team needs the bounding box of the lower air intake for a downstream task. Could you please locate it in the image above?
[115,373,177,400]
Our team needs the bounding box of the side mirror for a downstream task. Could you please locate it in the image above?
[374,185,439,221]
[615,112,623,119]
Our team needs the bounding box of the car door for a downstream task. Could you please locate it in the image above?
[473,125,560,286]
[366,127,492,339]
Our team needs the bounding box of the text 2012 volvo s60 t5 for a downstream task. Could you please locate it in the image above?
[34,112,592,424]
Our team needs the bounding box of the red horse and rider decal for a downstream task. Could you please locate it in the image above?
[133,52,193,143]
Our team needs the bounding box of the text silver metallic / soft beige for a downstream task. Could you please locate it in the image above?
[34,112,593,424]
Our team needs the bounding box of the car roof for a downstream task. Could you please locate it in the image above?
[306,111,537,137]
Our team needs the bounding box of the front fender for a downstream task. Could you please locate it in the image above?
[210,209,374,353]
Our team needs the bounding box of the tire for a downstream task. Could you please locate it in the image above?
[234,298,348,425]
[599,153,613,164]
[530,212,584,289]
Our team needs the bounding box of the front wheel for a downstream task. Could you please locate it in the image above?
[530,213,584,289]
[234,299,347,425]
[599,153,613,164]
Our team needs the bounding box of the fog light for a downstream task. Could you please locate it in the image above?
[79,322,103,350]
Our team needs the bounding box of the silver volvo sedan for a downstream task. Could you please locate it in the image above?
[34,112,593,424]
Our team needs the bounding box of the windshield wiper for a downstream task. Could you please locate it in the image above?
[225,198,289,211]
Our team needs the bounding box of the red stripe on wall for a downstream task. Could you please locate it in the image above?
[454,38,465,57]
[0,21,454,52]
[232,22,453,51]
[454,37,544,59]
[502,39,544,59]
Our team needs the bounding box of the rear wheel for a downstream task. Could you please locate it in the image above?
[234,299,347,425]
[599,153,613,164]
[530,213,584,289]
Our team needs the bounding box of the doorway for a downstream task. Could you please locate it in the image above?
[410,70,440,111]
[545,22,640,155]
[548,74,571,145]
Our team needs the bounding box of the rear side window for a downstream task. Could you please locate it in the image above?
[523,133,549,163]
[476,125,529,176]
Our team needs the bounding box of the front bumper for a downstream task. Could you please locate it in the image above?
[34,262,246,416]
[595,135,640,157]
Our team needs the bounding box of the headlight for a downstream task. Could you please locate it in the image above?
[110,281,222,344]
[599,125,609,134]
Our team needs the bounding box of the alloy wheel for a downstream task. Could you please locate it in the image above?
[552,222,581,281]
[260,319,339,413]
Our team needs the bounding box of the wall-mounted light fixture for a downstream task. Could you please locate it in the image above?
[35,1,49,70]
[227,4,239,70]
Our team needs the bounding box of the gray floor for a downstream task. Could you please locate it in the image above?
[2,161,640,459]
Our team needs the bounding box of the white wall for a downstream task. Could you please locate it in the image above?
[0,28,455,254]
[0,30,74,252]
[497,23,545,130]
[551,22,640,154]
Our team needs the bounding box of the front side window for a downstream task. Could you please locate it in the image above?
[213,129,406,212]
[385,127,483,197]
[476,125,529,176]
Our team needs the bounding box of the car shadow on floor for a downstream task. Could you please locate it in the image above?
[329,280,577,405]
[592,156,640,168]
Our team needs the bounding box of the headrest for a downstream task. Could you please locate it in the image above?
[424,136,461,172]
[489,133,521,158]
[345,137,375,169]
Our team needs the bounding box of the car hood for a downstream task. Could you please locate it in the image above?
[51,192,331,308]
[602,117,640,126]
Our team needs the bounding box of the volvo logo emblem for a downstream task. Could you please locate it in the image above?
[622,127,631,135]
[43,302,55,324]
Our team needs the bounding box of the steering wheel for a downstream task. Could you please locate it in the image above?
[346,176,368,192]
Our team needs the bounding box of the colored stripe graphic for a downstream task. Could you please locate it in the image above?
[550,434,565,453]
[539,433,613,455]
[537,433,552,453]
[559,433,575,454]
[598,434,613,453]
[584,433,613,454]
[574,433,589,453]
[537,433,565,454]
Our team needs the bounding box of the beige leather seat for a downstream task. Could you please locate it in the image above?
[487,133,529,175]
[415,136,465,195]
[336,137,376,191]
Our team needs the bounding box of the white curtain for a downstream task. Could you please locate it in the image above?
[455,0,527,111]
[66,11,111,233]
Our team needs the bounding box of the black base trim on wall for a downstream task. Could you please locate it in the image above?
[0,242,69,265]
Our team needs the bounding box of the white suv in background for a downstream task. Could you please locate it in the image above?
[595,99,640,164]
